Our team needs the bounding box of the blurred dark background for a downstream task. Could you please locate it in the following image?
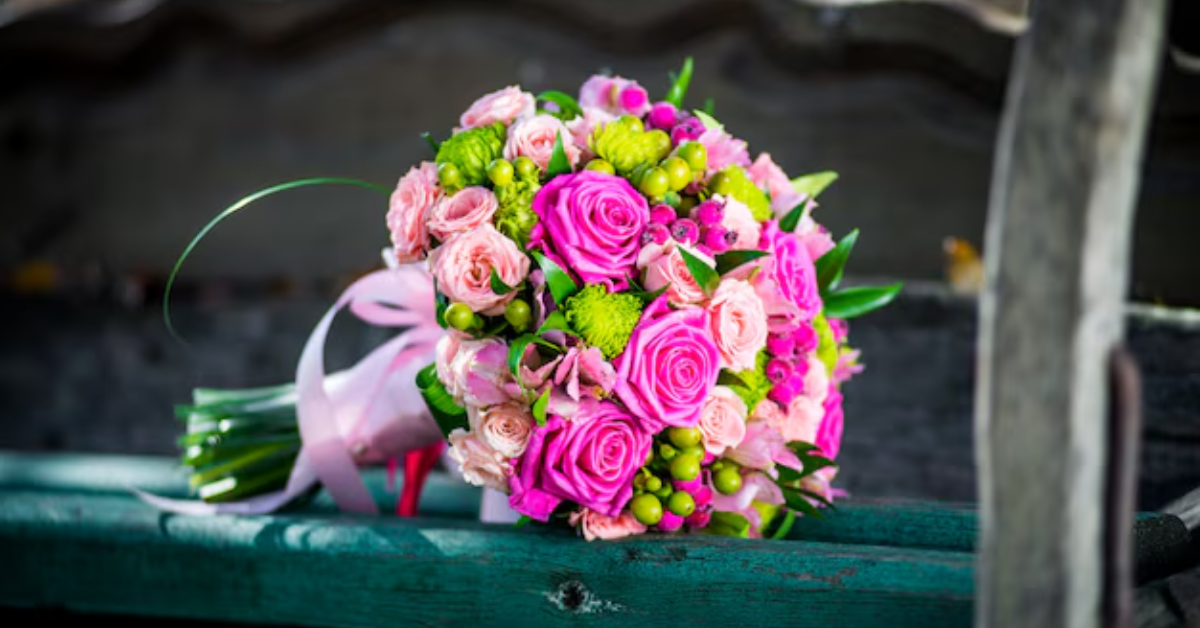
[0,0,1197,510]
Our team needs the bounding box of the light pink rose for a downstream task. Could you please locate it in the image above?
[802,356,830,403]
[447,428,510,492]
[699,386,748,456]
[780,395,824,443]
[637,239,712,306]
[708,279,768,372]
[725,255,803,335]
[566,106,616,161]
[698,128,751,173]
[568,508,648,542]
[469,401,535,459]
[440,337,513,407]
[434,333,463,392]
[459,85,535,130]
[386,162,442,263]
[747,152,807,216]
[427,186,499,242]
[719,195,761,251]
[503,114,581,172]
[430,224,530,315]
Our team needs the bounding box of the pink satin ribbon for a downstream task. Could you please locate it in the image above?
[136,264,444,515]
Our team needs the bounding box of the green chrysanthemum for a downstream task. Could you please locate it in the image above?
[812,313,839,377]
[590,119,672,179]
[718,166,773,221]
[494,169,541,247]
[435,122,506,187]
[564,284,644,359]
[727,351,773,412]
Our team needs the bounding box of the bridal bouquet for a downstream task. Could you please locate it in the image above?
[149,59,899,540]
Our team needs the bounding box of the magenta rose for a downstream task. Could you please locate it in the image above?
[508,401,651,521]
[614,296,721,432]
[532,171,649,288]
[761,220,821,321]
[817,387,844,460]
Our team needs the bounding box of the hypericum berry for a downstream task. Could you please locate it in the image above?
[644,475,663,493]
[766,332,796,357]
[647,130,672,158]
[584,159,615,175]
[685,509,712,528]
[673,476,702,494]
[656,511,685,532]
[619,85,649,114]
[640,223,671,246]
[653,484,674,500]
[680,445,706,461]
[444,302,475,331]
[793,322,820,353]
[693,200,724,226]
[703,227,731,254]
[647,101,679,130]
[667,491,696,517]
[768,380,798,405]
[713,467,743,495]
[692,485,714,508]
[667,427,703,449]
[670,219,700,245]
[669,454,701,482]
[650,204,677,226]
[630,493,664,526]
[678,142,707,172]
[438,162,463,189]
[504,299,532,332]
[707,171,733,196]
[639,168,670,198]
[765,358,793,384]
[662,157,692,192]
[671,118,705,146]
[659,443,678,461]
[513,156,539,178]
[617,114,644,133]
[487,159,514,187]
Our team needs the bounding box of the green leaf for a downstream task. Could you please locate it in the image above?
[434,279,450,329]
[790,171,838,198]
[775,464,804,483]
[490,268,516,295]
[693,110,723,133]
[677,246,720,296]
[546,131,572,178]
[782,487,825,520]
[815,229,858,294]
[531,250,579,305]
[787,441,822,457]
[768,508,797,540]
[665,57,694,108]
[779,197,810,233]
[822,283,903,319]
[514,515,532,528]
[507,334,562,378]
[537,310,576,336]
[797,454,838,477]
[716,370,748,388]
[705,511,751,537]
[416,364,468,437]
[629,286,667,306]
[532,387,551,426]
[420,132,440,153]
[537,90,583,121]
[714,250,769,275]
[703,97,715,116]
[796,487,837,510]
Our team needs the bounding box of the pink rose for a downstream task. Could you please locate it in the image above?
[509,402,651,521]
[780,395,824,443]
[459,85,535,130]
[817,388,844,460]
[578,74,651,117]
[568,508,647,542]
[447,428,510,492]
[719,195,761,251]
[439,337,513,407]
[637,239,712,306]
[698,128,751,173]
[386,162,442,263]
[504,114,581,172]
[566,106,616,161]
[427,186,499,242]
[699,386,748,456]
[531,171,649,288]
[614,296,721,432]
[802,356,830,402]
[470,401,535,459]
[430,224,530,315]
[708,278,768,372]
[760,220,821,322]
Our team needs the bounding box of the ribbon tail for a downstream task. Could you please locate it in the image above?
[397,442,446,517]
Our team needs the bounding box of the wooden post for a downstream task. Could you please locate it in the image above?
[974,1,1168,627]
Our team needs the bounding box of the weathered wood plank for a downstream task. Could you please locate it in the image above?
[0,489,976,628]
[973,0,1168,627]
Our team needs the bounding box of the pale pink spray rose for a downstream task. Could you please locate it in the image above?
[553,345,618,401]
[426,186,499,242]
[458,85,535,130]
[614,296,721,432]
[697,128,751,173]
[447,428,510,492]
[440,337,514,407]
[430,224,530,315]
[469,401,535,459]
[718,195,762,251]
[566,106,616,161]
[699,385,749,456]
[578,74,651,117]
[509,401,652,521]
[708,278,769,372]
[386,162,442,263]
[503,114,581,172]
[568,508,648,542]
[726,419,803,472]
[637,239,712,307]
